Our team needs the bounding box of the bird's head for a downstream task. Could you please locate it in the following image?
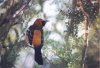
[34,18,48,27]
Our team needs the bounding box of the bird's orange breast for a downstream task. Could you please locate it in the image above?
[32,30,41,47]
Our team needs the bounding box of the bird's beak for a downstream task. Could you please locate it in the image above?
[42,20,48,26]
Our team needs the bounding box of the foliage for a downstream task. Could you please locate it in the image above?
[43,29,84,68]
[55,0,99,36]
[0,0,99,68]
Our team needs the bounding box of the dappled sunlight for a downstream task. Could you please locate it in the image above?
[48,32,65,43]
[14,47,35,68]
[56,22,66,34]
[0,0,99,68]
[43,0,59,18]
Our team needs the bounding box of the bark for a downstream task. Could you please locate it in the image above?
[0,0,32,68]
[0,0,23,43]
[74,0,100,68]
[0,0,31,43]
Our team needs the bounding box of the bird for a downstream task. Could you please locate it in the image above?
[27,18,47,65]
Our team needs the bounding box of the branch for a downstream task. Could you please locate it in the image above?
[0,0,32,26]
[13,0,32,18]
[0,0,32,43]
[76,0,91,68]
